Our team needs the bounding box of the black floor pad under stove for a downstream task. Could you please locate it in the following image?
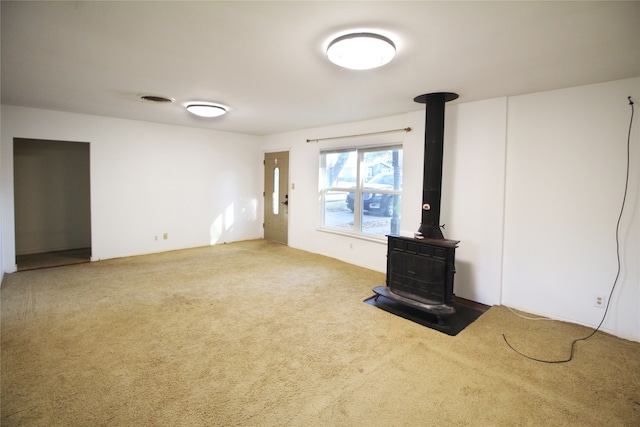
[364,295,485,336]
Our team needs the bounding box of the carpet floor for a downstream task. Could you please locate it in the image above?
[1,240,639,426]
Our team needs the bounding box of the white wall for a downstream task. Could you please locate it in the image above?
[503,78,640,340]
[1,106,263,272]
[443,98,508,305]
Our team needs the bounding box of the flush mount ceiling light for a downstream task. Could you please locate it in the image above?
[326,32,396,70]
[185,103,228,118]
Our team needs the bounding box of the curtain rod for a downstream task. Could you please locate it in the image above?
[306,127,411,143]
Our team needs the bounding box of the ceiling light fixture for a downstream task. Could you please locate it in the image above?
[185,103,228,118]
[326,32,396,70]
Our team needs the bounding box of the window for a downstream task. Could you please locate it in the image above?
[272,167,280,215]
[320,145,402,239]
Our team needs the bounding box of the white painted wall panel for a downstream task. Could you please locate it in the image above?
[503,78,639,339]
[442,98,507,305]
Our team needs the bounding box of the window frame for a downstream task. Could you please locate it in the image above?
[319,143,403,241]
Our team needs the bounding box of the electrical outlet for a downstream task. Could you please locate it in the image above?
[154,235,158,241]
[594,295,606,308]
[163,233,168,240]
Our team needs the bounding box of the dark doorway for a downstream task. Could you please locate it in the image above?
[13,139,91,270]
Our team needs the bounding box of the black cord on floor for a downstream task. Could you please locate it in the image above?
[503,96,635,363]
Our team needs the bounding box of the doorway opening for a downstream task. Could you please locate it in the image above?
[13,138,92,271]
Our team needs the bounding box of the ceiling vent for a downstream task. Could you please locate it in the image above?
[138,94,174,103]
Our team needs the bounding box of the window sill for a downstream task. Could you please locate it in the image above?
[316,226,388,244]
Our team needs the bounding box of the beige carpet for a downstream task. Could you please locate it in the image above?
[1,240,639,426]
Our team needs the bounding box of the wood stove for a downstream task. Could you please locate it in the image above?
[373,92,459,318]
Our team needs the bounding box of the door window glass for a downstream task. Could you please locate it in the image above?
[273,167,280,215]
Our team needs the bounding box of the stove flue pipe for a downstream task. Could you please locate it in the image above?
[414,92,458,240]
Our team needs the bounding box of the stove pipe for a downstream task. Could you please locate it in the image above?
[414,92,458,240]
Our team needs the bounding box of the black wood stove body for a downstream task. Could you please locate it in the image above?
[373,92,459,318]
